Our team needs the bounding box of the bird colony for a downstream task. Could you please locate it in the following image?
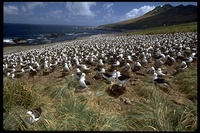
[3,32,198,92]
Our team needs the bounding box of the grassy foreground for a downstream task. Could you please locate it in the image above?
[3,66,197,131]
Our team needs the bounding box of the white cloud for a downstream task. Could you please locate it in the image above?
[66,2,96,17]
[125,5,155,18]
[4,5,19,15]
[21,2,46,14]
[103,3,114,10]
[102,3,115,23]
[51,10,62,15]
[47,10,63,20]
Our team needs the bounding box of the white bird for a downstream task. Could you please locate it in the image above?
[63,62,70,71]
[79,73,87,88]
[184,56,193,64]
[102,70,117,84]
[68,61,72,69]
[147,66,155,74]
[75,59,81,67]
[172,61,188,76]
[141,56,148,66]
[132,61,142,72]
[25,107,42,124]
[27,66,37,72]
[20,62,27,67]
[190,52,197,59]
[98,59,104,66]
[157,68,166,77]
[115,71,130,87]
[127,55,133,62]
[111,60,120,67]
[82,64,90,70]
[14,68,25,78]
[75,68,82,80]
[153,73,172,89]
[122,63,131,72]
[154,58,164,69]
[7,67,16,73]
[7,72,15,78]
[177,61,187,71]
[98,68,105,74]
[49,60,58,68]
[79,73,90,88]
[44,61,49,69]
[33,61,40,70]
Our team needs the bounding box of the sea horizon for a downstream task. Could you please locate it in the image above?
[3,23,116,46]
[3,22,97,27]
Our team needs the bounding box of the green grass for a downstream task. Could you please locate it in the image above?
[3,66,197,131]
[119,22,197,35]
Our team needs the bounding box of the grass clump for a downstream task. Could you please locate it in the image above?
[3,64,197,131]
[173,68,197,100]
[125,88,197,131]
[3,78,38,111]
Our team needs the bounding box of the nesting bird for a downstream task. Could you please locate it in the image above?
[102,70,117,84]
[147,66,155,75]
[97,67,106,74]
[165,55,176,66]
[157,68,166,77]
[25,107,42,124]
[79,73,87,88]
[98,59,104,67]
[82,64,91,74]
[115,71,130,87]
[7,72,15,78]
[153,73,172,90]
[111,60,120,67]
[79,73,91,89]
[75,68,82,80]
[14,68,25,78]
[132,61,142,72]
[122,63,131,72]
[176,61,188,72]
[127,55,133,63]
[141,56,148,67]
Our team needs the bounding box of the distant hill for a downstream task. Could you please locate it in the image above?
[98,4,197,30]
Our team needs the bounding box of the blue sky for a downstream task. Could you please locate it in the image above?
[4,2,197,26]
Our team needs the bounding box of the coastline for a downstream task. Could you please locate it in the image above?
[3,33,119,54]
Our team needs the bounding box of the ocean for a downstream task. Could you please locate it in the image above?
[3,23,117,46]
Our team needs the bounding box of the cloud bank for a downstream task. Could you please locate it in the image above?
[66,2,96,17]
[4,5,19,15]
[125,5,155,19]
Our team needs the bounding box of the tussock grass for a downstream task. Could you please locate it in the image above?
[173,68,197,100]
[3,66,197,131]
[3,78,38,110]
[125,88,197,131]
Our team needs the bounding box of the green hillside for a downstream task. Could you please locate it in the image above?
[99,4,197,30]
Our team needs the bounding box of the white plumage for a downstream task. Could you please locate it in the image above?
[147,66,155,74]
[153,73,172,89]
[177,61,187,71]
[79,73,87,88]
[157,68,166,76]
[115,71,130,86]
[25,107,42,124]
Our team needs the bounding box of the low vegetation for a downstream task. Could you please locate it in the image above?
[121,22,197,35]
[3,66,197,131]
